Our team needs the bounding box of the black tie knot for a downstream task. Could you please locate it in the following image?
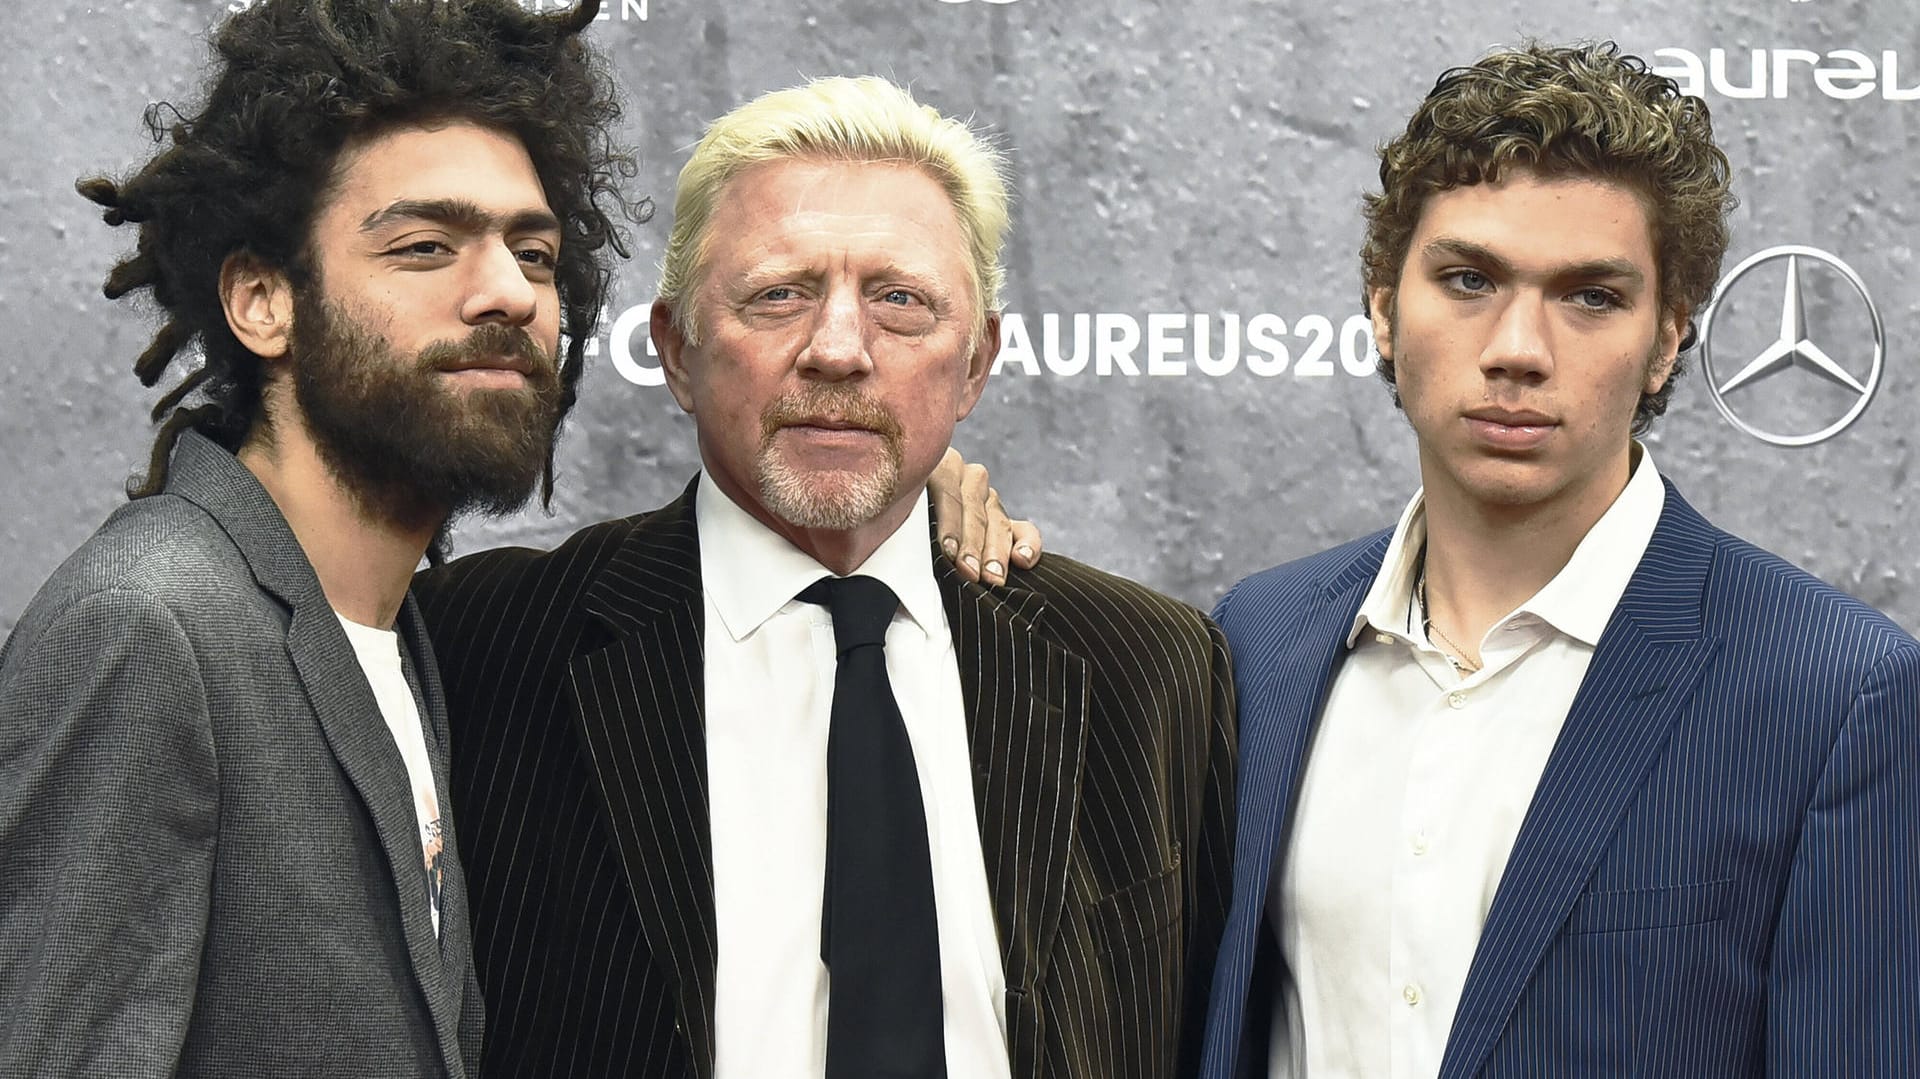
[800,575,898,653]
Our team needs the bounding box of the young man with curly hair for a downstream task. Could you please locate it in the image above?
[1201,42,1920,1078]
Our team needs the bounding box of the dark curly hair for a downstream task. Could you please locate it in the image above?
[1362,41,1737,434]
[81,0,646,499]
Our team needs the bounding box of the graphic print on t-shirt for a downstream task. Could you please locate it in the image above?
[421,793,444,928]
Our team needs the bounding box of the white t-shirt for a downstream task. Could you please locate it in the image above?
[337,612,445,937]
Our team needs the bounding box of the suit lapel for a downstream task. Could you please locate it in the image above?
[936,556,1087,1074]
[288,602,469,1070]
[1438,489,1724,1079]
[1206,541,1380,1074]
[567,484,717,1079]
[165,432,468,1074]
[399,595,477,1048]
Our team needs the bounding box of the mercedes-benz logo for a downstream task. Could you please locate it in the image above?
[1697,245,1884,448]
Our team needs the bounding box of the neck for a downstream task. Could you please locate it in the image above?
[1417,445,1635,654]
[780,517,907,576]
[238,427,440,629]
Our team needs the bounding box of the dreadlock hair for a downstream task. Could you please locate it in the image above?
[1361,40,1737,435]
[80,0,645,499]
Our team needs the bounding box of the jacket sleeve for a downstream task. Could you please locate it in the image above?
[1765,641,1920,1073]
[0,588,218,1079]
[1177,614,1239,1078]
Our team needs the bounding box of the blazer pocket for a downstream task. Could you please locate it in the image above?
[1089,845,1184,957]
[1565,878,1734,935]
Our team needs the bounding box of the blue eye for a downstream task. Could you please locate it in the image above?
[1571,287,1622,310]
[881,289,916,306]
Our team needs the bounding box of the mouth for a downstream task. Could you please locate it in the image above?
[437,355,537,389]
[1462,408,1557,450]
[440,354,535,376]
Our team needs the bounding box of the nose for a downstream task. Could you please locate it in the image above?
[460,239,541,328]
[1480,291,1553,385]
[796,287,872,380]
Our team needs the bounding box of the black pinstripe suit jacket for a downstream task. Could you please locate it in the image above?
[414,480,1237,1079]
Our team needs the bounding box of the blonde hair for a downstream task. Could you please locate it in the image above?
[657,76,1010,343]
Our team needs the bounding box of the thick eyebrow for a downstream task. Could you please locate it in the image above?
[1421,237,1646,287]
[358,197,561,238]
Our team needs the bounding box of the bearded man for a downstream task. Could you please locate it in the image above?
[0,4,1018,1077]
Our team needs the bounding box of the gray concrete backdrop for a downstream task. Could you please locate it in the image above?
[2,0,1913,638]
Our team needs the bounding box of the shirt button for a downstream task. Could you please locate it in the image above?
[1447,691,1467,709]
[1375,632,1394,645]
[1403,983,1423,1006]
[1410,832,1430,856]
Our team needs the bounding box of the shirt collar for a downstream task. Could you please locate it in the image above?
[1349,443,1667,649]
[1348,490,1432,647]
[1518,443,1666,645]
[696,473,946,644]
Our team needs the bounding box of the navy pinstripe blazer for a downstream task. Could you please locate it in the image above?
[414,480,1237,1079]
[1199,481,1920,1077]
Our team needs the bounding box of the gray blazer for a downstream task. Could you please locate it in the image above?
[0,431,482,1078]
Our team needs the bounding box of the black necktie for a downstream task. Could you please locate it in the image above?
[799,575,947,1079]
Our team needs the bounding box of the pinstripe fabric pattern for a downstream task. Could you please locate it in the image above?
[1200,480,1920,1078]
[414,478,1237,1079]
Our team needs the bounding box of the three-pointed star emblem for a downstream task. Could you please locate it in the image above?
[1699,245,1884,447]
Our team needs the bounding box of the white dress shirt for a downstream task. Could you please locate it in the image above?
[699,476,1012,1079]
[1269,448,1667,1079]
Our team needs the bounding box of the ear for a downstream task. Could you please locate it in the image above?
[653,300,698,415]
[1368,286,1396,362]
[954,312,998,423]
[219,251,294,360]
[1645,305,1687,395]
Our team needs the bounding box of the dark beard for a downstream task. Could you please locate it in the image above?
[289,289,564,533]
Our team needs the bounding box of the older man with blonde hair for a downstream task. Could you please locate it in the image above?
[414,76,1236,1079]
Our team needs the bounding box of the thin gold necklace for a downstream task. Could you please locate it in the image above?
[1418,565,1482,674]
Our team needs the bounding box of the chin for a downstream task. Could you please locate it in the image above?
[1448,458,1568,510]
[757,464,901,532]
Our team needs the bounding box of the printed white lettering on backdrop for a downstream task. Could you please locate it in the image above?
[1652,48,1918,100]
[588,307,1379,385]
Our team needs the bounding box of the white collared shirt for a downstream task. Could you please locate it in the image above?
[1268,448,1667,1079]
[699,476,1011,1079]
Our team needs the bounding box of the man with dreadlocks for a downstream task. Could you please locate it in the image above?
[0,1,704,1075]
[0,2,1026,1072]
[0,2,628,1074]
